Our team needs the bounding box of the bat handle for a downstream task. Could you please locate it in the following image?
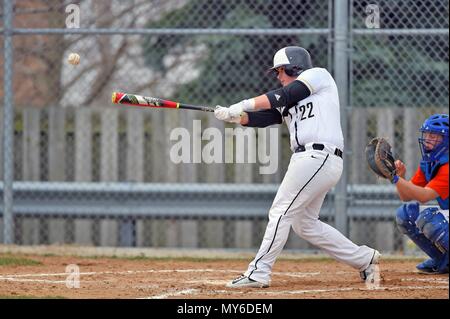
[180,104,216,112]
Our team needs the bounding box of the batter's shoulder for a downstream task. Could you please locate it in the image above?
[297,67,334,94]
[308,67,332,77]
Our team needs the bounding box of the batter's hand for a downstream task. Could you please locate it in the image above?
[228,99,255,117]
[395,160,406,178]
[214,106,241,123]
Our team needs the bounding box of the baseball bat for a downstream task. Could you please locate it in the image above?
[111,92,215,113]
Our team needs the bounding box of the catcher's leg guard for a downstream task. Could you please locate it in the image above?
[416,207,449,254]
[416,207,449,273]
[395,203,444,261]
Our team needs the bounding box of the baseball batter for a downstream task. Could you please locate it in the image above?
[394,114,449,274]
[215,46,380,288]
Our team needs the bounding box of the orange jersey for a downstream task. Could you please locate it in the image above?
[410,163,449,200]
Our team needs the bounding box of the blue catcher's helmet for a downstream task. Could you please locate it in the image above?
[418,114,449,162]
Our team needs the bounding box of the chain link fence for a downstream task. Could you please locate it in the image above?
[348,0,448,254]
[1,1,448,254]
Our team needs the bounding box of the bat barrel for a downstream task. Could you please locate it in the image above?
[111,92,124,104]
[111,91,215,112]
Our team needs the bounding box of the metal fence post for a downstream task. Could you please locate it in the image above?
[2,0,15,244]
[333,0,349,235]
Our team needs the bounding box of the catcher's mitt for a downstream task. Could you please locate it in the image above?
[365,137,397,181]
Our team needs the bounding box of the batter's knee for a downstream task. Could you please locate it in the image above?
[395,203,420,235]
[294,219,318,239]
[416,208,449,253]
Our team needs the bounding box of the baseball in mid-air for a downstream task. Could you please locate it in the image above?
[67,53,80,65]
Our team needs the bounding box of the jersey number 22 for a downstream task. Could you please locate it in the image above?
[297,102,314,121]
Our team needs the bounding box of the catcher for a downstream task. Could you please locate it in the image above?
[366,114,448,274]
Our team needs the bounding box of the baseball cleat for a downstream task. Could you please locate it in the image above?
[416,253,449,274]
[416,258,440,274]
[226,274,269,288]
[360,250,381,282]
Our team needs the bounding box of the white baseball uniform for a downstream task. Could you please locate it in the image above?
[244,67,376,285]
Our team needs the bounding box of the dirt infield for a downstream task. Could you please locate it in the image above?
[0,247,448,299]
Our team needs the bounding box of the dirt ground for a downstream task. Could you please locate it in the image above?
[0,252,448,299]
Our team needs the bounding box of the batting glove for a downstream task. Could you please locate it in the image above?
[214,106,241,123]
[228,99,255,118]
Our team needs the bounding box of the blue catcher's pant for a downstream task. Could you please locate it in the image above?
[395,203,448,261]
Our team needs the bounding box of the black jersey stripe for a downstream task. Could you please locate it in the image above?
[294,106,301,148]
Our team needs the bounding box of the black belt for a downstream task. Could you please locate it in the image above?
[295,143,343,158]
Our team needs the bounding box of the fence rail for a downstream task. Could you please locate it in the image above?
[0,182,403,217]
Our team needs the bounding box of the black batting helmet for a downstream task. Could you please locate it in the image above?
[269,46,313,76]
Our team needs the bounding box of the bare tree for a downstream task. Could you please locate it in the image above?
[9,0,194,108]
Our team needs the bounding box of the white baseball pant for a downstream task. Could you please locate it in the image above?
[244,149,375,285]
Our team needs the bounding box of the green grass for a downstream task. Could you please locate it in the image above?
[0,255,43,266]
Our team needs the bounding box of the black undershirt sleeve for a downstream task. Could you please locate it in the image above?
[244,109,282,128]
[265,80,311,110]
